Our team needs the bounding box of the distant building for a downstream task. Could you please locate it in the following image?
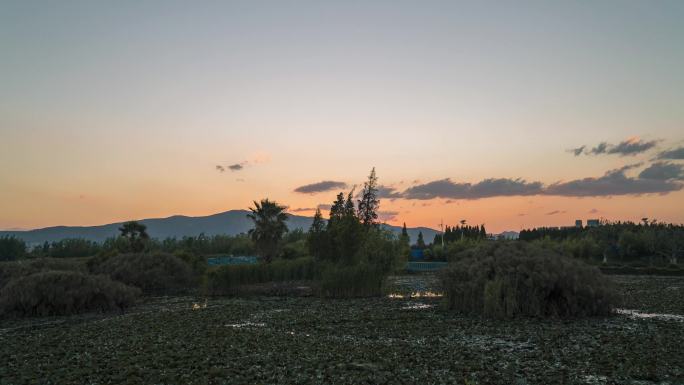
[586,219,600,227]
[575,219,583,228]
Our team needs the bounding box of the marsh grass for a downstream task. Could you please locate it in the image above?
[205,257,316,295]
[318,263,385,298]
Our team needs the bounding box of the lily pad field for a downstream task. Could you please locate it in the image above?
[1,275,683,385]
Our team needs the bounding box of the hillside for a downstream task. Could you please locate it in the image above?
[1,210,439,246]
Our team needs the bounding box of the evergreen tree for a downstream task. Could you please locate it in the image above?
[417,231,426,249]
[308,208,327,260]
[328,192,346,229]
[400,222,410,245]
[433,234,443,245]
[357,167,380,228]
[344,188,357,218]
[310,209,326,233]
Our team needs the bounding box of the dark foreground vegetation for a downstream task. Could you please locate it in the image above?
[0,271,140,317]
[441,242,617,318]
[1,275,682,385]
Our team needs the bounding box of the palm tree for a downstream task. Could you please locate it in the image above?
[247,199,289,263]
[118,221,149,252]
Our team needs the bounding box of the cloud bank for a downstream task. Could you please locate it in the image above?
[638,162,684,181]
[378,164,682,201]
[401,178,544,200]
[657,146,684,160]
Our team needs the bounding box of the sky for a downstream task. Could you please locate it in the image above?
[1,0,683,233]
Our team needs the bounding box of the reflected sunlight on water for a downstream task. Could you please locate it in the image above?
[226,322,266,328]
[387,291,443,299]
[616,309,684,321]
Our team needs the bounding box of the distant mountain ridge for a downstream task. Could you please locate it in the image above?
[0,210,440,246]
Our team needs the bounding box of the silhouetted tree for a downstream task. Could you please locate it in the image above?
[247,199,289,263]
[119,221,149,252]
[308,208,327,260]
[357,167,379,228]
[328,193,346,229]
[400,223,410,245]
[416,231,426,249]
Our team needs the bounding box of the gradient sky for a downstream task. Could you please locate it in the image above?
[1,1,683,233]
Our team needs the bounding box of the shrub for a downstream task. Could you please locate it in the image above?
[354,228,404,274]
[318,263,385,298]
[0,258,85,290]
[174,250,208,276]
[205,257,316,295]
[440,242,617,318]
[90,253,195,293]
[0,271,140,317]
[280,239,308,260]
[562,237,602,260]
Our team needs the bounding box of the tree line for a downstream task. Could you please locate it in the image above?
[519,221,684,265]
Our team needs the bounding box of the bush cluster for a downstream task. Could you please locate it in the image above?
[440,242,617,318]
[205,257,316,295]
[0,271,140,317]
[0,258,85,290]
[90,252,195,294]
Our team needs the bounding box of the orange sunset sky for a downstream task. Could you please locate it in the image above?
[1,1,683,233]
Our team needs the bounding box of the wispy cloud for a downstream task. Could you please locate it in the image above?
[294,181,347,194]
[289,207,317,213]
[378,210,399,221]
[216,152,272,173]
[545,210,566,216]
[317,204,332,211]
[228,163,244,171]
[569,145,586,156]
[571,137,658,157]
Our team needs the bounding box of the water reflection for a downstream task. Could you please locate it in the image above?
[616,309,684,321]
[387,291,443,299]
[401,302,435,310]
[226,322,266,328]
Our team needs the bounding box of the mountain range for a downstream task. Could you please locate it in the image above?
[0,210,441,246]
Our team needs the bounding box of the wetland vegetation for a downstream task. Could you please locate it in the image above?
[1,274,682,384]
